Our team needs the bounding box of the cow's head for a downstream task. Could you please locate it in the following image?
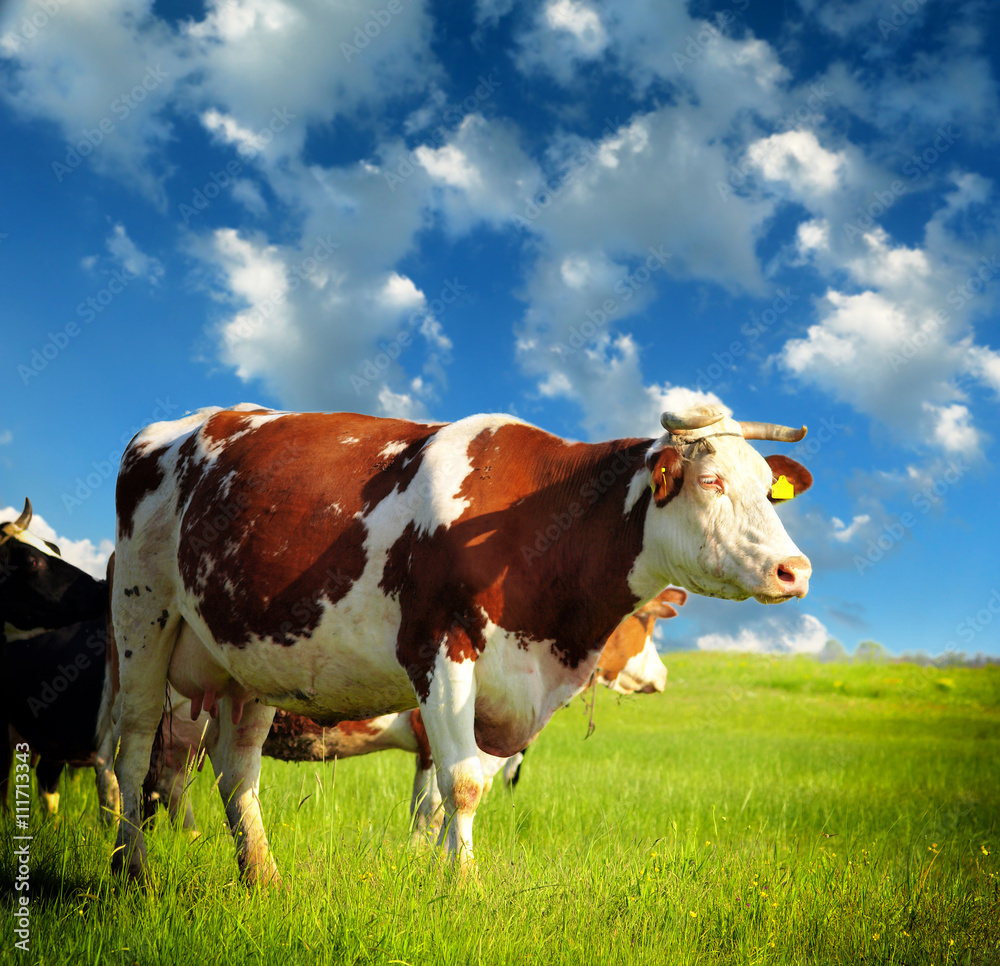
[641,406,813,605]
[636,586,687,621]
[598,588,687,695]
[0,498,106,637]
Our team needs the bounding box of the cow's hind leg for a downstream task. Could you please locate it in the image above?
[407,710,443,842]
[414,645,484,869]
[207,697,279,887]
[110,598,177,883]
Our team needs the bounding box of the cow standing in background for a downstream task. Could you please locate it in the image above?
[120,586,687,838]
[1,500,108,814]
[110,403,812,884]
[0,503,180,826]
[262,586,688,833]
[596,586,686,695]
[0,499,105,639]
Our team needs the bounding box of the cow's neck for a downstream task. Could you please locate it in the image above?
[506,437,654,670]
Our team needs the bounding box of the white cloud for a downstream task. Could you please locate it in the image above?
[105,223,163,283]
[231,178,268,217]
[780,181,1000,457]
[967,344,1000,395]
[515,0,609,83]
[0,0,183,202]
[825,53,1000,148]
[923,403,982,456]
[0,430,12,445]
[206,221,447,416]
[414,114,540,235]
[545,0,607,56]
[201,108,267,156]
[4,0,995,474]
[697,613,830,655]
[748,130,849,196]
[0,0,440,198]
[182,0,440,165]
[831,515,871,542]
[0,504,113,580]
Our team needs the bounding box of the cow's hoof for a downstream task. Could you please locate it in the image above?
[110,846,149,885]
[239,862,283,890]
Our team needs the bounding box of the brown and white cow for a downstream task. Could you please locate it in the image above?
[595,586,686,695]
[109,403,811,883]
[125,588,686,839]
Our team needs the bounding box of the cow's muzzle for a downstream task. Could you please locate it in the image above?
[756,554,812,603]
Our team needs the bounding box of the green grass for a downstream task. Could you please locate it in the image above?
[3,652,998,965]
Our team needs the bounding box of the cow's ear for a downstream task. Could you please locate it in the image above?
[765,454,812,503]
[646,446,685,508]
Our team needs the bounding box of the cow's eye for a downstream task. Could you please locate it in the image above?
[698,475,724,493]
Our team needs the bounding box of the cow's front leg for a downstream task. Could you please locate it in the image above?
[416,648,483,869]
[36,758,64,815]
[207,698,279,887]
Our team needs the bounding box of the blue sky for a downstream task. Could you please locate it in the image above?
[2,0,999,658]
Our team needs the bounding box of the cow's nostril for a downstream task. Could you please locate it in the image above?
[777,566,795,583]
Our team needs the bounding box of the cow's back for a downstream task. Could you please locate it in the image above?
[117,408,443,649]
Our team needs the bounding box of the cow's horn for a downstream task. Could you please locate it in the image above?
[739,421,807,443]
[660,406,728,432]
[13,497,32,531]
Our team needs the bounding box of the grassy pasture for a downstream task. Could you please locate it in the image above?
[3,652,998,965]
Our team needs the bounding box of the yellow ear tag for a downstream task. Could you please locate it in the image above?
[650,466,667,493]
[771,475,795,500]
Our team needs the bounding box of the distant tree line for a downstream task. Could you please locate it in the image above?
[817,638,999,668]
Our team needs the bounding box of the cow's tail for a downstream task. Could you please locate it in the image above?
[140,687,170,823]
[93,657,116,754]
[502,747,528,789]
[95,552,117,753]
[94,559,120,824]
